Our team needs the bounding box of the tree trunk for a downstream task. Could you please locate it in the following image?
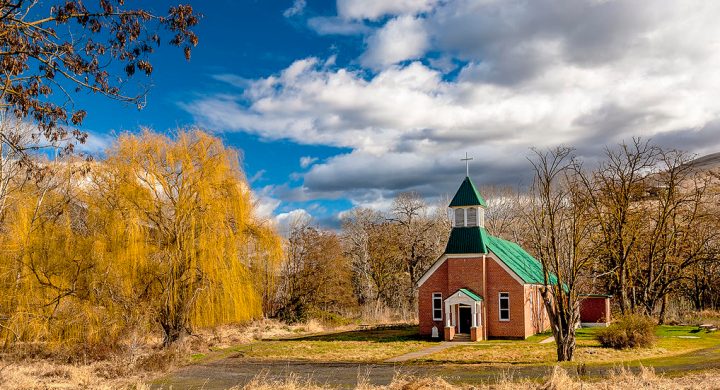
[658,294,668,325]
[160,313,189,346]
[556,332,576,361]
[618,270,629,314]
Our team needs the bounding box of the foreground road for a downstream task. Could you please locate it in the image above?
[154,345,720,389]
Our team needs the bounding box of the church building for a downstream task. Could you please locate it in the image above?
[418,174,611,341]
[417,174,551,341]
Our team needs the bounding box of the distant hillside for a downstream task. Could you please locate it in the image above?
[688,152,720,171]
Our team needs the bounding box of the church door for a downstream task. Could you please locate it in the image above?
[459,306,472,334]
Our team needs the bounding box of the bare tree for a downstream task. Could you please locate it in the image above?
[341,208,384,306]
[482,185,530,244]
[527,146,593,362]
[575,139,660,314]
[633,149,716,321]
[390,192,449,310]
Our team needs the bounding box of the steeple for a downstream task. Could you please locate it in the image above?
[449,176,487,208]
[445,175,488,254]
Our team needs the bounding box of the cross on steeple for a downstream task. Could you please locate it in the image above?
[461,152,473,177]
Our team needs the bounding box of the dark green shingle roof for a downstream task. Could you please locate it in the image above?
[443,226,555,285]
[449,176,487,207]
[458,288,483,301]
[445,227,488,254]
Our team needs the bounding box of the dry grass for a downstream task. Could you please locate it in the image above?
[223,325,432,363]
[0,360,151,389]
[0,319,335,389]
[680,310,720,327]
[188,319,337,351]
[235,367,720,390]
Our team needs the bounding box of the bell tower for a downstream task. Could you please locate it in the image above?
[444,155,489,254]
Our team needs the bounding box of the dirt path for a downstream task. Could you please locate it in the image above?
[154,345,720,389]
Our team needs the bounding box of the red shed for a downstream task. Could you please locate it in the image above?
[579,294,612,326]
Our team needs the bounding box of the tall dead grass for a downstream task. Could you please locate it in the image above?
[0,319,333,389]
[237,366,720,390]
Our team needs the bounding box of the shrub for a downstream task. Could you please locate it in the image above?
[596,314,656,349]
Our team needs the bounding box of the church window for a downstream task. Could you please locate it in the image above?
[432,293,443,320]
[499,292,510,321]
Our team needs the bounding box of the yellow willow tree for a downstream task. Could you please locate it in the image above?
[90,130,282,345]
[0,162,117,350]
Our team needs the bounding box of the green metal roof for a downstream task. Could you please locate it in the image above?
[444,227,488,254]
[443,226,556,285]
[449,176,487,207]
[485,235,557,285]
[458,288,483,301]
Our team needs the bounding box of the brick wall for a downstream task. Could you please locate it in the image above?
[484,257,527,338]
[523,285,551,337]
[418,259,449,335]
[418,254,546,339]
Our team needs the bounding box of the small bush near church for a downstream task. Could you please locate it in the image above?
[596,314,656,349]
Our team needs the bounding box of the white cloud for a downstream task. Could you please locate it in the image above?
[307,16,370,35]
[253,185,281,220]
[283,0,306,18]
[275,208,312,235]
[185,0,720,211]
[360,15,429,69]
[248,169,265,183]
[299,156,318,168]
[337,0,438,20]
[77,131,115,155]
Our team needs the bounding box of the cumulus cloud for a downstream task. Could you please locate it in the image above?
[275,208,312,235]
[184,0,720,214]
[253,188,281,220]
[361,15,429,69]
[337,0,438,20]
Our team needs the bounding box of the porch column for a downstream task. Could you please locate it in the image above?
[443,301,455,341]
[470,301,482,342]
[445,301,452,327]
[471,302,477,327]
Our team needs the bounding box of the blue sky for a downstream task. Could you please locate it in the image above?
[79,0,362,228]
[76,0,720,231]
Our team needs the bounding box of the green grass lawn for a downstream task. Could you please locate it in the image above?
[203,325,719,367]
[420,326,720,366]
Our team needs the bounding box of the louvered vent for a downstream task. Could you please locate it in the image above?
[467,207,477,226]
[454,208,465,227]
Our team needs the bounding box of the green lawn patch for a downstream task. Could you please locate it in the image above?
[420,326,720,366]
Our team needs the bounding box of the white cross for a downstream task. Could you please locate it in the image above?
[461,152,473,177]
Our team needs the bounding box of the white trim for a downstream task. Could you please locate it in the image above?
[417,253,486,287]
[417,251,536,288]
[444,289,482,306]
[499,292,510,321]
[432,292,443,320]
[417,254,446,287]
